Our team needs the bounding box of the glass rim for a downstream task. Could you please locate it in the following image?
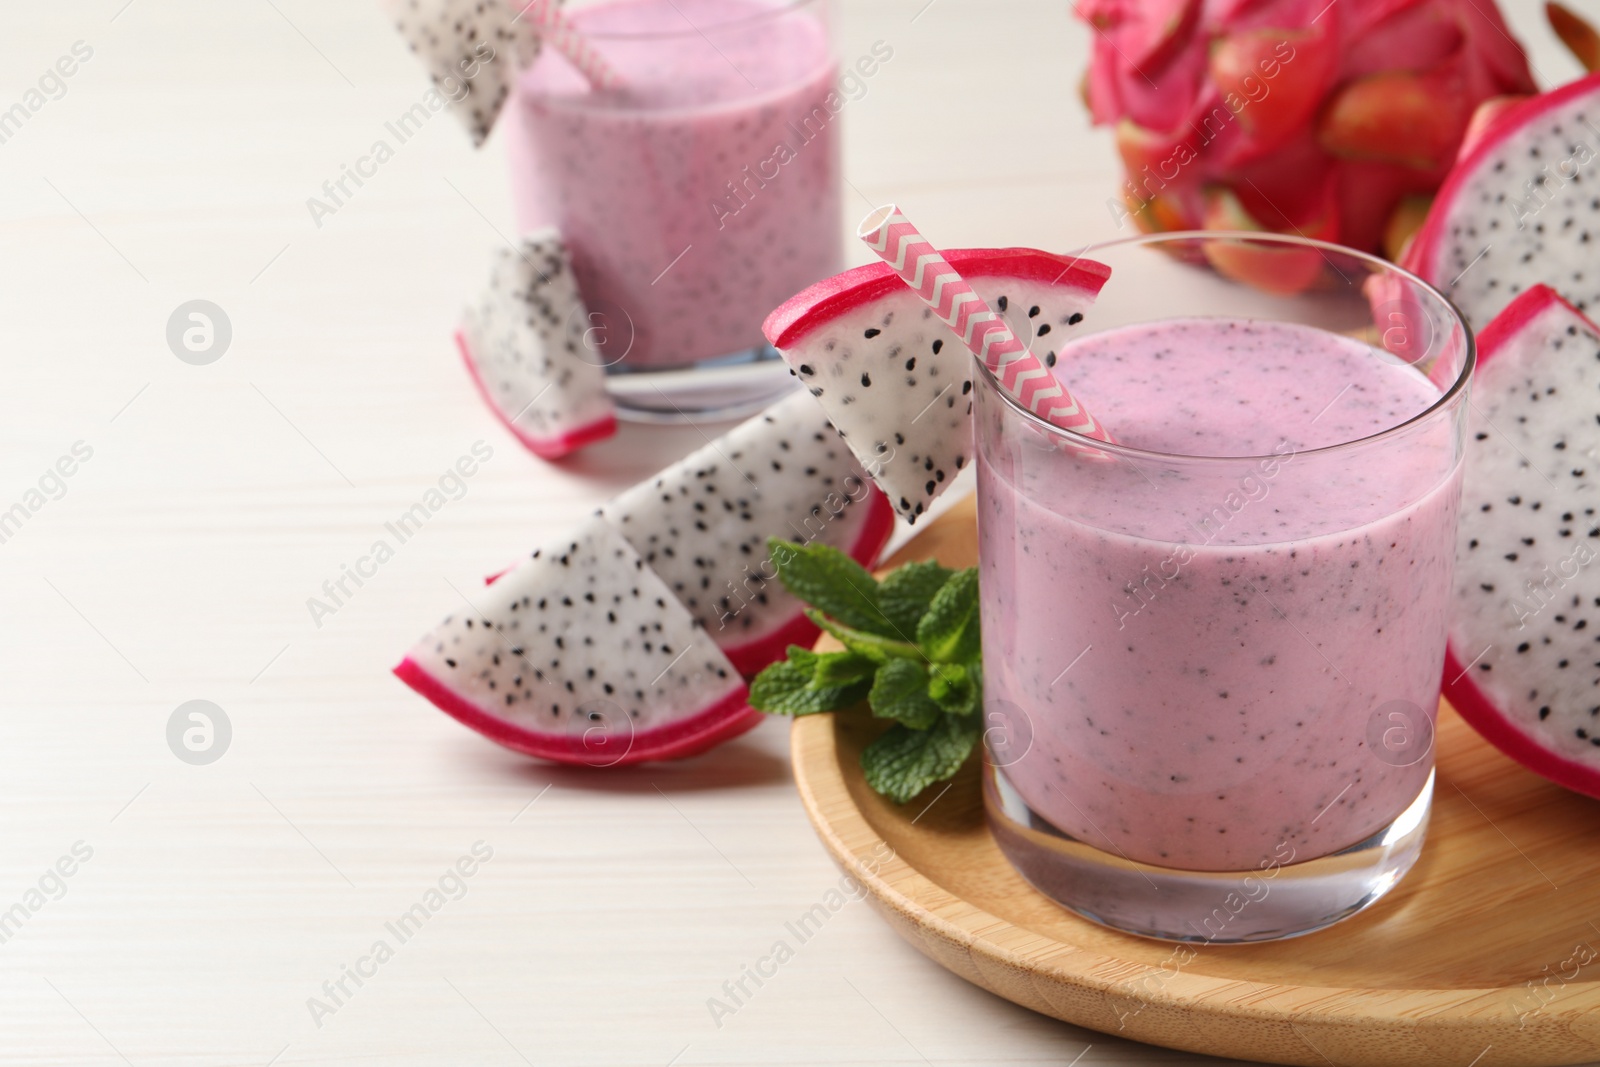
[550,0,822,40]
[974,230,1476,465]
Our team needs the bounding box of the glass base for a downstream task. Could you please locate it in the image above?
[606,344,797,423]
[984,763,1433,944]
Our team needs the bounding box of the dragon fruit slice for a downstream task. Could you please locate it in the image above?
[1406,72,1600,330]
[459,231,616,460]
[602,391,895,676]
[762,248,1111,524]
[1443,284,1600,798]
[396,514,758,766]
[384,0,540,146]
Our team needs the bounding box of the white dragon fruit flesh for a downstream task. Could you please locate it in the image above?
[384,0,541,146]
[1444,284,1600,799]
[458,230,616,460]
[603,390,895,676]
[396,513,757,766]
[763,248,1111,523]
[1406,71,1600,330]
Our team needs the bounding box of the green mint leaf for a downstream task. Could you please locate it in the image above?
[916,568,981,664]
[926,662,981,717]
[767,538,896,635]
[876,559,955,637]
[809,610,921,664]
[812,650,877,687]
[867,658,942,729]
[749,655,871,717]
[860,714,980,804]
[747,660,818,716]
[783,644,822,672]
[748,549,990,803]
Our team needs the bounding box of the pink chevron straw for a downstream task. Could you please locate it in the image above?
[857,204,1115,445]
[522,0,626,91]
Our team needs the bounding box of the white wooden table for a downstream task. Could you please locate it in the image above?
[0,2,1587,1064]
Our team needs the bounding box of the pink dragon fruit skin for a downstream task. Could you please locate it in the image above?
[1077,0,1536,258]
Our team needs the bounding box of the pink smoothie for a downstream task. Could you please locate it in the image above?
[978,318,1462,872]
[507,0,843,368]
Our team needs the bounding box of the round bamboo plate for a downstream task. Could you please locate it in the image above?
[791,494,1600,1067]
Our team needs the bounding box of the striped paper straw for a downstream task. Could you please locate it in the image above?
[523,0,626,91]
[857,204,1115,444]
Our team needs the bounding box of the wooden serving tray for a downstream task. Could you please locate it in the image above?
[792,495,1600,1067]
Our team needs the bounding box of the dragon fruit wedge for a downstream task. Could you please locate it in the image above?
[396,513,758,766]
[1076,0,1535,257]
[1405,72,1600,331]
[762,248,1111,524]
[603,391,895,676]
[384,0,541,146]
[458,231,616,460]
[1443,284,1600,799]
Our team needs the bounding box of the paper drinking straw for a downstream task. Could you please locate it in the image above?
[857,204,1116,444]
[522,0,626,91]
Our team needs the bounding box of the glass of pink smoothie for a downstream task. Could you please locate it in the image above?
[978,233,1472,942]
[505,0,848,419]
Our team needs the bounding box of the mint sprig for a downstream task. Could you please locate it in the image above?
[749,538,983,804]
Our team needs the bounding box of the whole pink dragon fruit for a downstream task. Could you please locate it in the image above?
[1077,0,1537,266]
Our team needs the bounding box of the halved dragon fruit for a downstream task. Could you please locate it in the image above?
[384,0,540,146]
[1444,284,1600,799]
[459,231,617,460]
[602,390,895,676]
[762,248,1111,523]
[1406,72,1600,330]
[396,514,758,766]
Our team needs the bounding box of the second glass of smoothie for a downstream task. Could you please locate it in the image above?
[505,0,844,419]
[978,234,1472,942]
